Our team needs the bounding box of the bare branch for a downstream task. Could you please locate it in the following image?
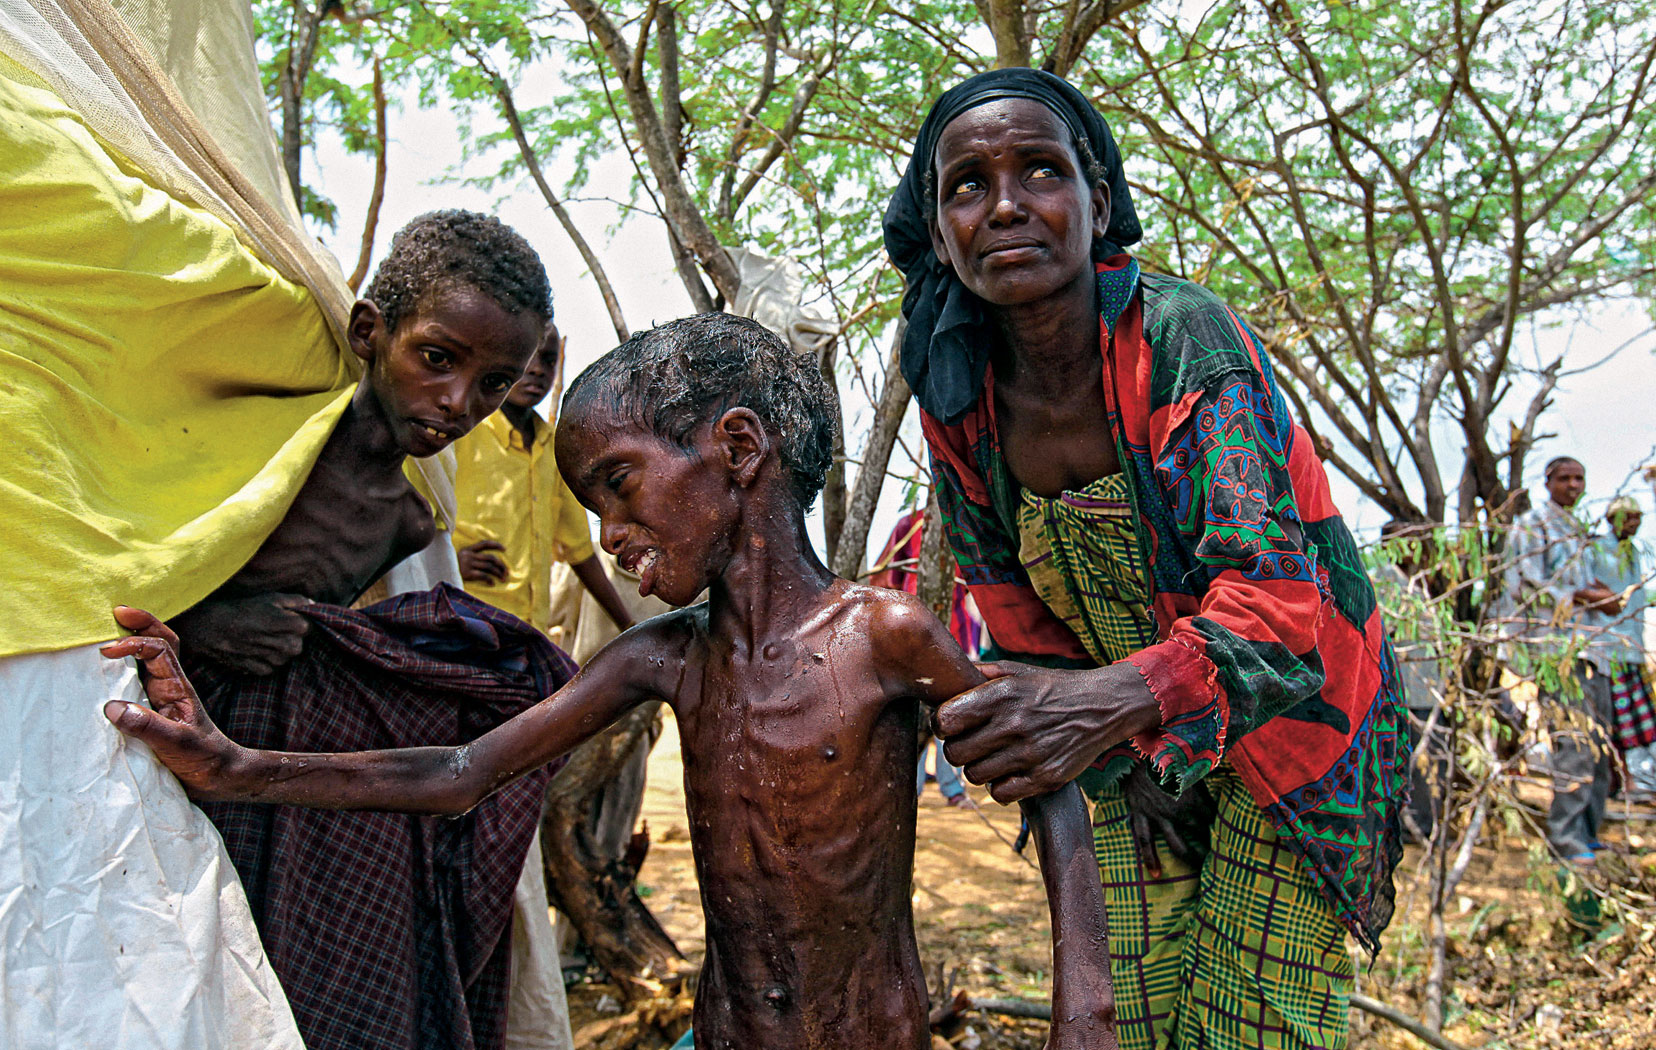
[345,57,387,293]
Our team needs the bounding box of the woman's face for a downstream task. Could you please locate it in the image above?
[928,98,1108,309]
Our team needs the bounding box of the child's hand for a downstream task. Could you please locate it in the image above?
[101,607,248,799]
[174,593,313,675]
[458,540,509,583]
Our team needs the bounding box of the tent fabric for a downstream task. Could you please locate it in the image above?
[0,643,305,1050]
[0,47,354,657]
[0,0,351,337]
[0,0,462,657]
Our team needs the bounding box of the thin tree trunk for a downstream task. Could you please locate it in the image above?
[916,485,951,621]
[819,336,847,566]
[487,66,631,342]
[278,1,329,214]
[540,702,684,1000]
[831,324,912,581]
[566,0,743,301]
[345,58,387,293]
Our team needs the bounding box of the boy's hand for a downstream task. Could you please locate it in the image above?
[101,607,248,799]
[174,593,313,675]
[458,540,509,583]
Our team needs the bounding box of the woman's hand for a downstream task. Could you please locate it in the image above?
[936,661,1161,803]
[101,607,250,800]
[458,540,509,584]
[173,593,313,675]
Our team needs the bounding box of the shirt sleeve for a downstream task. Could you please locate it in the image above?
[1510,512,1574,610]
[548,468,596,565]
[1123,368,1334,794]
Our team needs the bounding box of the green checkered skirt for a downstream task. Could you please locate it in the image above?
[1085,768,1354,1050]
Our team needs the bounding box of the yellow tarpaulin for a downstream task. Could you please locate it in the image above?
[0,50,354,656]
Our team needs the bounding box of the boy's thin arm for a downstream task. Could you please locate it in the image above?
[871,596,1116,1047]
[103,607,666,815]
[1023,785,1118,1048]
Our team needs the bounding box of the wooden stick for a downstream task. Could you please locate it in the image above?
[953,991,1472,1050]
[1350,993,1472,1050]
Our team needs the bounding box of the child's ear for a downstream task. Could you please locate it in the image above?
[714,408,769,488]
[347,300,384,364]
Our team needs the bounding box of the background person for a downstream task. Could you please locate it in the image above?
[1507,456,1620,863]
[452,321,634,638]
[1594,496,1655,799]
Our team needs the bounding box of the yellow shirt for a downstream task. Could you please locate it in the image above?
[451,411,596,631]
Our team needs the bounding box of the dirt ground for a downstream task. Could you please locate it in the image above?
[564,713,1656,1049]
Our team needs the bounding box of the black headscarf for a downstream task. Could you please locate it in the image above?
[882,68,1141,424]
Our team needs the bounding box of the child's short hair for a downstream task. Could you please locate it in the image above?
[563,313,839,508]
[364,210,552,334]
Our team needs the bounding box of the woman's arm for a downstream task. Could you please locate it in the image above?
[102,605,662,815]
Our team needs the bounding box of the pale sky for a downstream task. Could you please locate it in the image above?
[310,84,1656,563]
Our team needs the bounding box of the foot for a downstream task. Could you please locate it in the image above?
[1589,839,1610,851]
[1566,850,1597,865]
[945,792,970,808]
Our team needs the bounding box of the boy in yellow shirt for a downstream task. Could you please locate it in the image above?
[452,322,633,635]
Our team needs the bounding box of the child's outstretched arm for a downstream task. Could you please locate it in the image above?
[869,595,1116,1050]
[101,605,666,816]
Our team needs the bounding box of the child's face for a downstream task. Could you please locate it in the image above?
[351,285,543,457]
[504,326,560,411]
[556,407,737,606]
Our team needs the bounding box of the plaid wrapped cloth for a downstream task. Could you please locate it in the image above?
[187,583,575,1050]
[1088,770,1354,1049]
[1611,662,1656,751]
[925,256,1409,951]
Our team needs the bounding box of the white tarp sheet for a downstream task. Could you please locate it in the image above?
[0,643,304,1049]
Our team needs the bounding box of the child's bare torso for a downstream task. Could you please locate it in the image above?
[660,586,930,1050]
[217,423,436,606]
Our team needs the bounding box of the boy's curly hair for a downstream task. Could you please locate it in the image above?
[364,210,552,333]
[563,313,840,509]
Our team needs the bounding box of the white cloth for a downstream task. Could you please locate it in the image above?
[0,643,302,1050]
[505,827,574,1050]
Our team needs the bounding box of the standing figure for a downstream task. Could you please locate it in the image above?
[1508,456,1621,863]
[1594,497,1655,798]
[165,210,571,1050]
[884,69,1409,1049]
[452,320,634,638]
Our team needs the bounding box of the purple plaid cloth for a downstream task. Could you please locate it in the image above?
[188,583,575,1050]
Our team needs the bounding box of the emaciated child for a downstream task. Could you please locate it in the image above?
[153,209,571,1050]
[104,313,1119,1050]
[171,208,550,674]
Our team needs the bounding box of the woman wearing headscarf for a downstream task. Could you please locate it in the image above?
[885,69,1409,1049]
